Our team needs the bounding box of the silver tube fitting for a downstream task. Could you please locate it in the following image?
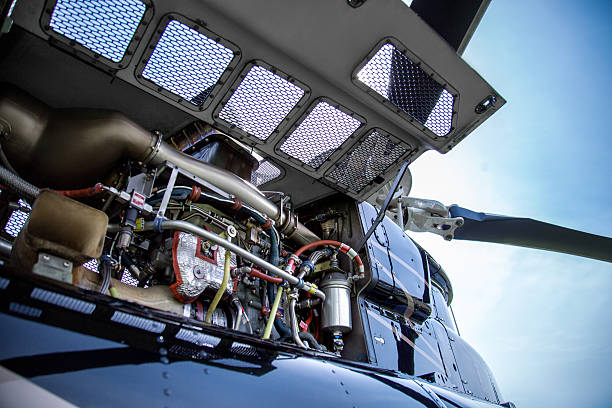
[289,295,307,349]
[113,220,326,301]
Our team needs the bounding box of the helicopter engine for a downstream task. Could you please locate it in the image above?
[0,86,364,353]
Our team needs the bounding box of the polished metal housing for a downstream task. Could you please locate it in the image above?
[320,273,352,334]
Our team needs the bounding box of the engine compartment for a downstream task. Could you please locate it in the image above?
[0,86,372,356]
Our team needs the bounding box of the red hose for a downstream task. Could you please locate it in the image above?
[55,183,104,198]
[302,308,314,332]
[250,268,283,284]
[287,239,364,275]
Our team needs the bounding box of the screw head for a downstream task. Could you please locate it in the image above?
[193,266,205,279]
[444,235,453,241]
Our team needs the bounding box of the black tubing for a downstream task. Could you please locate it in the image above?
[0,165,39,201]
[298,332,325,351]
[99,258,112,295]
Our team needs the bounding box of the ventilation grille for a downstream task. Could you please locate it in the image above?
[31,288,96,315]
[111,311,165,333]
[280,101,363,169]
[49,0,146,63]
[176,328,220,348]
[327,130,409,193]
[4,199,30,238]
[142,19,235,106]
[10,302,42,318]
[218,65,305,141]
[356,42,454,136]
[251,161,282,186]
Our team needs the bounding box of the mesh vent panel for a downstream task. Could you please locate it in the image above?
[251,161,282,186]
[121,270,139,286]
[357,43,454,136]
[219,66,304,140]
[142,20,235,106]
[83,259,99,273]
[280,101,362,169]
[328,130,408,193]
[4,200,30,238]
[49,0,146,62]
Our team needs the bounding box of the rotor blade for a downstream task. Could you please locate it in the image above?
[449,205,612,262]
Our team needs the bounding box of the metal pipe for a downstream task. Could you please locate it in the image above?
[289,296,307,348]
[153,144,279,218]
[119,220,325,300]
[0,87,320,245]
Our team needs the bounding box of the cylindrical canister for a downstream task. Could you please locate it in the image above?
[320,272,352,333]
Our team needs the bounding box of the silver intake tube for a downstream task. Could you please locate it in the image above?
[0,86,320,245]
[108,220,326,301]
[151,144,279,219]
[289,296,307,349]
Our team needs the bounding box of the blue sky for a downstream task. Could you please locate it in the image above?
[407,1,612,406]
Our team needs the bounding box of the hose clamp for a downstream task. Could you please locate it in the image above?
[153,217,164,233]
[143,131,163,164]
[294,278,305,289]
[300,260,315,274]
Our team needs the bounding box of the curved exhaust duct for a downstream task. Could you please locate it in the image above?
[0,86,318,244]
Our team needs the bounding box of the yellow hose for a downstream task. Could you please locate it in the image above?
[262,286,283,340]
[109,286,120,298]
[205,249,231,324]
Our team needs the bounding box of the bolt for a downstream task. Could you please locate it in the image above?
[444,235,453,241]
[193,266,205,279]
[63,261,70,268]
[455,219,464,227]
[159,348,168,356]
[160,356,169,364]
[42,255,50,262]
[156,335,165,344]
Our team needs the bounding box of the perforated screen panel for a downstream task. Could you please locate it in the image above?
[279,101,363,169]
[142,20,235,106]
[121,270,139,286]
[356,42,454,136]
[49,0,146,63]
[218,65,305,141]
[82,259,98,273]
[4,199,30,238]
[327,130,409,193]
[82,261,139,287]
[251,161,282,186]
